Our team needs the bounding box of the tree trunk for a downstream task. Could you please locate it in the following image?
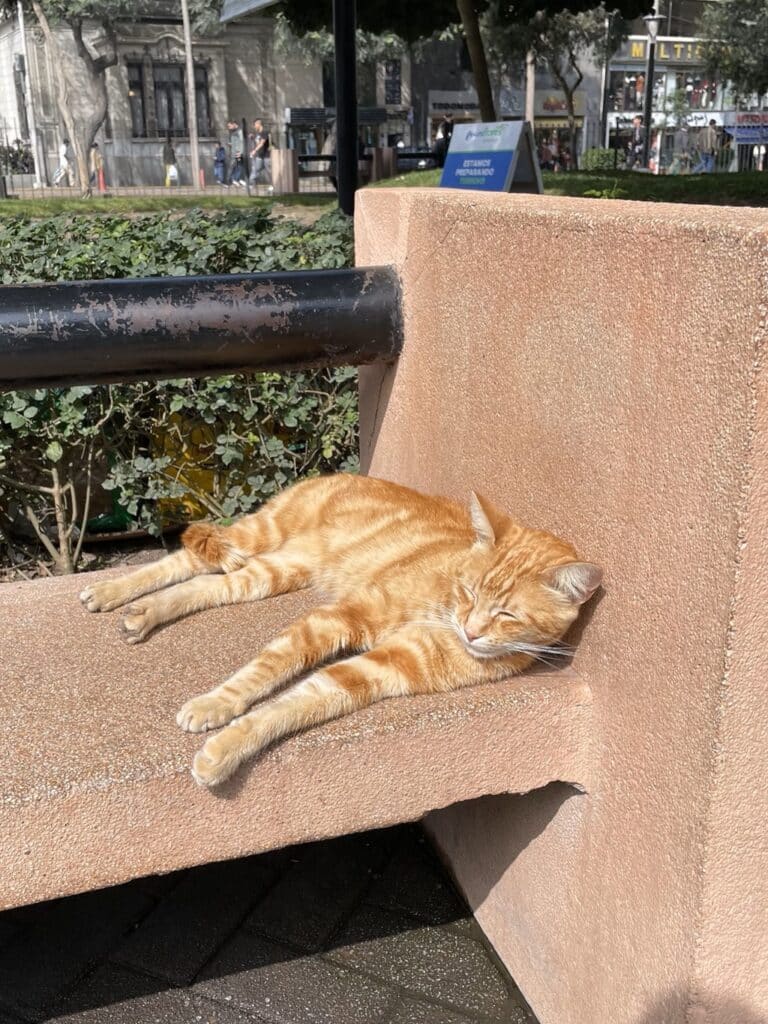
[30,2,113,193]
[548,61,581,171]
[455,0,496,122]
[566,88,578,170]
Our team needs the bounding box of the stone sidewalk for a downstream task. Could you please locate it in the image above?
[0,824,536,1024]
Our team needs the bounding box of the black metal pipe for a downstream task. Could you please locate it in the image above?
[333,0,358,217]
[0,266,402,392]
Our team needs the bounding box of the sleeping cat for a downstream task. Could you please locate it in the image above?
[79,474,601,788]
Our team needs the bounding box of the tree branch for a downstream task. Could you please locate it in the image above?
[70,17,97,73]
[94,18,119,72]
[24,504,60,565]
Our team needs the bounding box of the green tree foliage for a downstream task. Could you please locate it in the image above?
[702,0,768,98]
[279,0,459,44]
[0,208,358,576]
[280,0,650,126]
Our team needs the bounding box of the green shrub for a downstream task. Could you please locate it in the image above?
[0,208,357,575]
[580,148,620,172]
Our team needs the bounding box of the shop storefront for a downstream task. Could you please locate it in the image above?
[605,35,739,171]
[427,86,585,167]
[532,90,586,169]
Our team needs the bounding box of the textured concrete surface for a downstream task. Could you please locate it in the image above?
[356,188,768,1024]
[0,567,592,909]
[0,823,535,1024]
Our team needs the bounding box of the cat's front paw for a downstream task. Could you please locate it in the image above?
[191,731,242,787]
[177,695,240,733]
[119,601,158,644]
[79,579,130,613]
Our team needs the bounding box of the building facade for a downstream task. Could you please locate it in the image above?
[0,10,415,187]
[606,29,768,171]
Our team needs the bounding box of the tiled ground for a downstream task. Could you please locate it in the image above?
[0,825,536,1024]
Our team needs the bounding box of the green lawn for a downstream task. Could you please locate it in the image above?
[0,193,334,218]
[372,167,768,206]
[4,169,767,217]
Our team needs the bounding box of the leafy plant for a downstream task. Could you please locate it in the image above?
[0,207,357,576]
[580,148,618,172]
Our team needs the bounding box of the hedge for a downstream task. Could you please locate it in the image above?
[0,207,357,575]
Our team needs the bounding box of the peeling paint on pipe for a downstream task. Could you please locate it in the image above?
[0,266,402,391]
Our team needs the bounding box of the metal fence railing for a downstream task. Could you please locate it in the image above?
[0,266,403,391]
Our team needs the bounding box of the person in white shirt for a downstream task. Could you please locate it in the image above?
[52,139,71,186]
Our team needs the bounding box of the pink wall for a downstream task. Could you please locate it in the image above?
[356,188,768,1024]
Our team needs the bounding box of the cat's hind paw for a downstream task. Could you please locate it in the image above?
[79,580,130,613]
[176,695,240,733]
[119,601,157,644]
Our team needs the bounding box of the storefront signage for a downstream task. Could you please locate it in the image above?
[440,121,542,194]
[608,111,725,130]
[724,111,768,143]
[428,89,583,121]
[614,36,704,65]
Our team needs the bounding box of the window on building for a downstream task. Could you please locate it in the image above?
[357,62,377,106]
[608,68,666,112]
[127,62,147,138]
[673,71,720,110]
[195,65,211,136]
[154,64,186,138]
[322,60,335,108]
[384,60,401,105]
[324,59,378,108]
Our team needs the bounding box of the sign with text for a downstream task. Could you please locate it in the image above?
[724,111,768,144]
[440,121,542,194]
[614,36,705,65]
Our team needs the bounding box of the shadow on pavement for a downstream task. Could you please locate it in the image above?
[0,823,534,1024]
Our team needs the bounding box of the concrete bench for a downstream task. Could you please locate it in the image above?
[3,186,767,1024]
[1,569,592,910]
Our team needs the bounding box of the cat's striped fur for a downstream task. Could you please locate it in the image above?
[80,474,601,787]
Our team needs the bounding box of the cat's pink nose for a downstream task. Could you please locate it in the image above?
[465,627,480,642]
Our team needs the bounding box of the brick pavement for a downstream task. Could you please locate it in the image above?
[0,825,536,1024]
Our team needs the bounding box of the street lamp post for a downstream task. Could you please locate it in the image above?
[641,8,663,169]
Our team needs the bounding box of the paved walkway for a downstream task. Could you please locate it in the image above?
[0,825,535,1024]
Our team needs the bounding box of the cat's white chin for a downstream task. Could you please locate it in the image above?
[461,639,499,659]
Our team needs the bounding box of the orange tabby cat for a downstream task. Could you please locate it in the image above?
[80,474,601,787]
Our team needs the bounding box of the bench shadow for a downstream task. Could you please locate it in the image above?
[0,821,535,1023]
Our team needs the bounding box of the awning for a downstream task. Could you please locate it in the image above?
[220,0,278,22]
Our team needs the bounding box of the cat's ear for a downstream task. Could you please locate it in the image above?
[541,562,603,605]
[469,492,507,547]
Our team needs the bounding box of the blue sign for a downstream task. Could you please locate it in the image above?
[440,121,542,194]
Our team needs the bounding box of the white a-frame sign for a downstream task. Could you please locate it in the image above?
[440,121,543,194]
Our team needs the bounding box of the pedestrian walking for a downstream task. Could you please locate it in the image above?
[693,120,719,173]
[626,116,645,169]
[163,137,178,186]
[52,138,71,186]
[226,118,245,187]
[213,141,227,185]
[89,143,104,190]
[434,113,454,168]
[249,118,273,192]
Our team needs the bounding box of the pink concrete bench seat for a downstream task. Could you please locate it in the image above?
[1,567,593,910]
